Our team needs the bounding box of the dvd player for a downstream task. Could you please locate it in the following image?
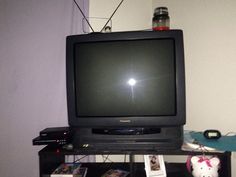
[32,127,72,146]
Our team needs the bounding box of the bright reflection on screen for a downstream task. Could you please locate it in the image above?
[127,78,136,101]
[127,78,136,86]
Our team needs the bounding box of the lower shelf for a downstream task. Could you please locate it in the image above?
[42,162,196,177]
[39,146,231,177]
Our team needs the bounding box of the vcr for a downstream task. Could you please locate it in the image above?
[72,126,183,151]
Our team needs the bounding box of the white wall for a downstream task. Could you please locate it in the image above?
[152,1,236,175]
[152,0,236,133]
[88,0,152,32]
[89,0,236,175]
[0,0,87,177]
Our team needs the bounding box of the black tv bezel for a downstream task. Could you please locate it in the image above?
[66,30,186,128]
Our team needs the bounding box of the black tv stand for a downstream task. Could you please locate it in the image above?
[38,146,232,177]
[72,126,183,150]
[92,127,161,135]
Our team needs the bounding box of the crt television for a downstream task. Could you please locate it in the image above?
[66,30,185,129]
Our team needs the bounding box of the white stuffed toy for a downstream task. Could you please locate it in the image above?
[190,156,220,177]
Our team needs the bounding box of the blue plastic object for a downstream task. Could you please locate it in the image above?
[190,132,236,151]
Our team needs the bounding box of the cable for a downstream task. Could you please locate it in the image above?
[73,155,89,163]
[225,132,236,136]
[102,155,114,163]
[103,155,108,162]
[100,0,125,32]
[73,0,95,32]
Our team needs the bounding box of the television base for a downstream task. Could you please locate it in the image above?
[72,126,183,151]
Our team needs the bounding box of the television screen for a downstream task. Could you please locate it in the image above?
[75,39,176,117]
[66,30,185,128]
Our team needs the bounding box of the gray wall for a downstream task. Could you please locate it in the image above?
[0,0,87,176]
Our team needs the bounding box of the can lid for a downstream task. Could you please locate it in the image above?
[154,7,168,15]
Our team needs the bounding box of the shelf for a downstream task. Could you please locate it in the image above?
[38,146,231,177]
[39,145,230,156]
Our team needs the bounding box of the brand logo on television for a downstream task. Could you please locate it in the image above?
[119,119,131,123]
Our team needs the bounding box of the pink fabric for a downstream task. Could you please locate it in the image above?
[198,157,212,167]
[186,156,192,172]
